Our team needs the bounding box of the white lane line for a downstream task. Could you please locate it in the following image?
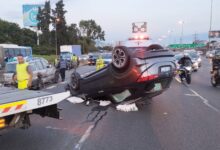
[175,77,182,83]
[175,76,219,113]
[46,85,56,89]
[188,88,220,113]
[74,125,95,150]
[185,94,197,97]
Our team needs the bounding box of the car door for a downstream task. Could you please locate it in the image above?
[35,60,46,80]
[41,59,54,80]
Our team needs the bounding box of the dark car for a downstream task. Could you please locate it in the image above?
[67,45,176,104]
[87,54,99,65]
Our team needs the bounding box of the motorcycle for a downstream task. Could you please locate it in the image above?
[210,65,220,87]
[177,65,192,84]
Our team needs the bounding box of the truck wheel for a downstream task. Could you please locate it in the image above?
[112,46,129,70]
[70,72,80,90]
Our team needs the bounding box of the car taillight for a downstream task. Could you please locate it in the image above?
[137,71,158,82]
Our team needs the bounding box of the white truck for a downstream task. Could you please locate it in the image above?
[0,87,71,134]
[60,45,82,69]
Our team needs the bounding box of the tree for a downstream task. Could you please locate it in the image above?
[66,23,80,44]
[0,19,37,46]
[37,1,51,45]
[79,20,105,41]
[52,0,68,53]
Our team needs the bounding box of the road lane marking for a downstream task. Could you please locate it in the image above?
[175,77,182,83]
[188,88,220,113]
[46,85,56,89]
[74,125,95,150]
[175,76,220,113]
[185,94,197,97]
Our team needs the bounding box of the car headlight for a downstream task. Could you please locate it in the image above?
[185,66,192,71]
[198,58,201,62]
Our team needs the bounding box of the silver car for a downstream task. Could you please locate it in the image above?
[3,58,59,89]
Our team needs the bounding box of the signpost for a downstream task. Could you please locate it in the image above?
[132,22,147,33]
[23,4,44,45]
[168,44,206,49]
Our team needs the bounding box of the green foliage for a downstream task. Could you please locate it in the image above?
[37,1,51,45]
[0,19,37,46]
[33,45,55,55]
[33,54,56,64]
[0,0,106,56]
[79,20,105,41]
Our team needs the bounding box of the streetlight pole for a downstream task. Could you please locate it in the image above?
[55,21,58,57]
[55,18,60,57]
[209,0,214,51]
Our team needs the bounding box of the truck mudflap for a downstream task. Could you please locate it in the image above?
[0,91,71,118]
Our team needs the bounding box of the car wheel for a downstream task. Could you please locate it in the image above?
[70,72,80,90]
[211,77,217,87]
[112,46,129,70]
[53,70,60,83]
[37,78,44,90]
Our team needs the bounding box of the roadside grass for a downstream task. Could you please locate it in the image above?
[33,54,57,64]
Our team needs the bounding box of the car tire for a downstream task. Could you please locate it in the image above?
[70,72,80,90]
[53,69,60,83]
[112,46,130,71]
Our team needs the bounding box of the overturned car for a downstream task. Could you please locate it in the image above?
[67,44,176,104]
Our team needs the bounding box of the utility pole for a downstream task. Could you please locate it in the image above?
[209,0,214,51]
[193,32,198,43]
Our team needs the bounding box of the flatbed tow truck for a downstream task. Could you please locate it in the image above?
[0,86,71,134]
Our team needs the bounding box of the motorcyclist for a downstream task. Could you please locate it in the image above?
[211,50,220,73]
[178,53,193,82]
[178,53,193,67]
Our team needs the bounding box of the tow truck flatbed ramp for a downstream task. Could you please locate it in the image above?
[0,87,71,118]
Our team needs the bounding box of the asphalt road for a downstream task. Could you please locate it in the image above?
[1,58,220,150]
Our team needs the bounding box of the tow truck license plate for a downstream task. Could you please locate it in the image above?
[161,66,171,73]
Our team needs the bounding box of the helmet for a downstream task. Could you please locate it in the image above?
[183,53,189,57]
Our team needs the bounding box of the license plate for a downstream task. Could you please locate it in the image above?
[154,83,162,91]
[161,66,171,73]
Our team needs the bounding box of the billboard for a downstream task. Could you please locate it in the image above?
[209,31,220,38]
[23,4,44,27]
[132,22,147,33]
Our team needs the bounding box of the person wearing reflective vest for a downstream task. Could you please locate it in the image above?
[96,55,104,71]
[72,54,78,68]
[13,54,33,90]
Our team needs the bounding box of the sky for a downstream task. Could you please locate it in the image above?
[0,0,220,44]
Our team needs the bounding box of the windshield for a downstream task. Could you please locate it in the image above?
[61,52,72,59]
[187,52,199,59]
[5,63,16,73]
[102,53,112,59]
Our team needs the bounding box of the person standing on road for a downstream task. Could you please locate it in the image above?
[72,54,78,68]
[58,56,67,82]
[96,54,104,71]
[13,54,33,90]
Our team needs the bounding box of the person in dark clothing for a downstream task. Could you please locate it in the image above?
[178,53,193,67]
[57,56,67,82]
